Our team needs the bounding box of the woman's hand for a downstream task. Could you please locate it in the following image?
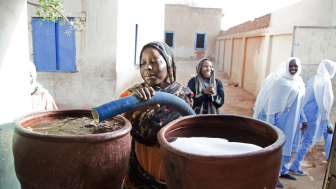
[134,87,160,109]
[135,86,155,100]
[121,87,160,120]
[300,122,308,131]
[203,84,216,96]
[327,126,334,134]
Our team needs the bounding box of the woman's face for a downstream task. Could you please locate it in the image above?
[289,60,298,75]
[201,60,213,79]
[140,47,169,88]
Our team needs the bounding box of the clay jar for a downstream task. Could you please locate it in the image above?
[157,114,286,189]
[12,110,131,189]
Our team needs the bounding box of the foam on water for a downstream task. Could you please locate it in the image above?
[169,137,262,155]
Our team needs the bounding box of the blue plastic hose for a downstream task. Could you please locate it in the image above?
[92,92,195,123]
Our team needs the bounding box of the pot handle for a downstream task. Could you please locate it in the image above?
[92,92,195,123]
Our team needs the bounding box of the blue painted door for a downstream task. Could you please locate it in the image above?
[56,18,76,72]
[32,19,57,71]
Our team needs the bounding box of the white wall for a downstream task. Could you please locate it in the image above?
[0,1,30,188]
[269,0,334,34]
[267,34,292,75]
[115,0,165,97]
[0,0,31,124]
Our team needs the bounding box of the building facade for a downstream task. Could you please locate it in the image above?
[27,0,165,109]
[164,4,222,62]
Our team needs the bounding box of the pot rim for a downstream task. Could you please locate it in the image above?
[13,109,132,143]
[157,114,286,161]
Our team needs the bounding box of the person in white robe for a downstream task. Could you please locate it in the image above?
[289,59,336,176]
[253,57,307,188]
[28,61,58,111]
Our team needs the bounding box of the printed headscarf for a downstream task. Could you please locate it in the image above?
[194,58,218,114]
[314,59,336,121]
[139,41,176,84]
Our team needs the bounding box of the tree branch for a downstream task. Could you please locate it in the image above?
[27,1,74,29]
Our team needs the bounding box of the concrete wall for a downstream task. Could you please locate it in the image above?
[165,4,222,61]
[218,40,224,71]
[27,0,165,108]
[223,39,232,76]
[267,35,292,75]
[230,38,244,84]
[243,37,265,96]
[28,0,118,108]
[291,27,336,145]
[214,40,219,64]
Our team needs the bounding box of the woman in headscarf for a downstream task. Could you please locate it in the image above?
[28,61,58,111]
[253,57,307,188]
[187,58,224,114]
[289,59,336,176]
[119,41,193,189]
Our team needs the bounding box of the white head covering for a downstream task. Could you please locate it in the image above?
[253,57,305,121]
[314,59,336,121]
[27,61,45,94]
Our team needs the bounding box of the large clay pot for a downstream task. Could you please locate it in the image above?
[12,109,131,189]
[157,114,286,189]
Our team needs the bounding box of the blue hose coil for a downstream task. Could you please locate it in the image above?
[92,92,196,123]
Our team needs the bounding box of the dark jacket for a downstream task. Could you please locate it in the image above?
[187,77,225,114]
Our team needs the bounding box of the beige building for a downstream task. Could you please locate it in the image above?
[27,0,165,109]
[164,4,222,61]
[215,0,336,142]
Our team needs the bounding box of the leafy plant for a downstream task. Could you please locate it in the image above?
[28,0,85,36]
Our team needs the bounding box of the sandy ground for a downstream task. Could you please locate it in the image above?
[176,61,328,189]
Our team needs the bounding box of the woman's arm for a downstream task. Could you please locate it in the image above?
[299,108,307,123]
[187,77,206,107]
[213,79,225,108]
[120,86,160,121]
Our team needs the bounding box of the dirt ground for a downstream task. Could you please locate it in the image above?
[176,61,328,189]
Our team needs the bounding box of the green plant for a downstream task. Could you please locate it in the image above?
[28,0,85,36]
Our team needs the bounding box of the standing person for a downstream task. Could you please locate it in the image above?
[28,61,58,111]
[187,58,224,114]
[120,41,193,189]
[289,59,336,176]
[253,57,308,188]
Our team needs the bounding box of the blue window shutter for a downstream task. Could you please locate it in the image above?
[56,18,76,72]
[32,19,57,71]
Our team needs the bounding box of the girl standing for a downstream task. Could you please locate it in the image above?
[187,58,224,114]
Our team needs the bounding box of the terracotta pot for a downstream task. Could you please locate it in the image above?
[12,110,131,189]
[157,114,286,189]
